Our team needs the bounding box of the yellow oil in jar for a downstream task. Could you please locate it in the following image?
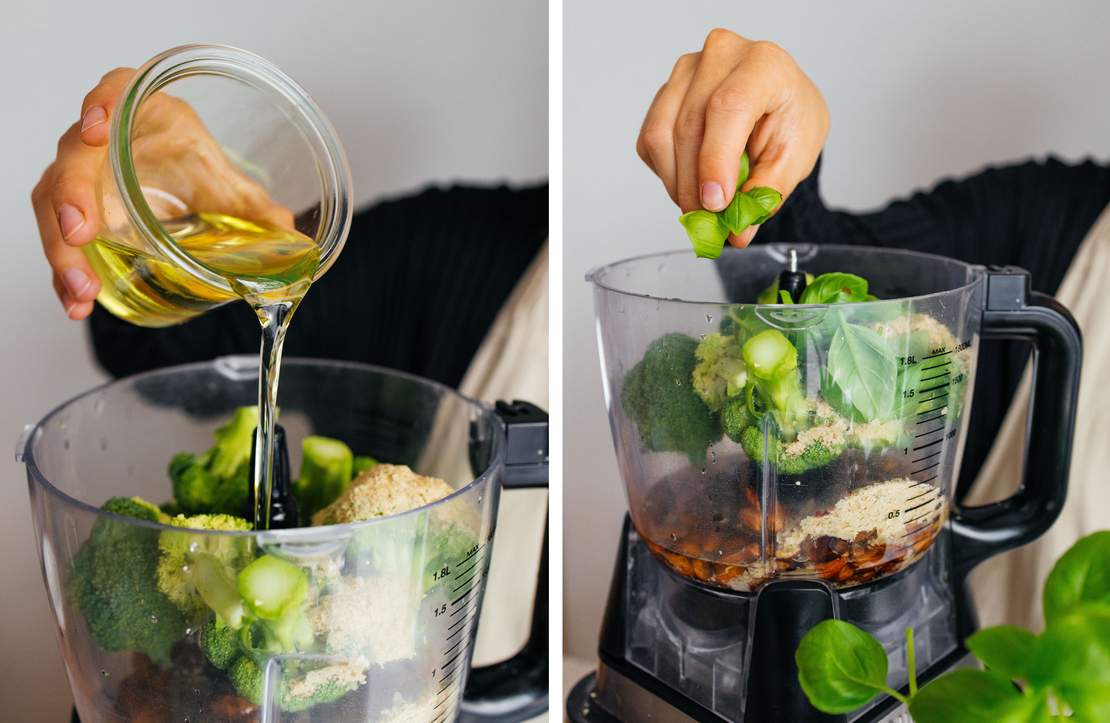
[84,212,320,327]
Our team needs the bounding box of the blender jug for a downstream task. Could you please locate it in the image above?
[85,44,352,326]
[589,244,1080,593]
[19,358,547,722]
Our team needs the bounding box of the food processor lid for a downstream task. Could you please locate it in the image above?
[18,356,506,538]
[586,244,986,307]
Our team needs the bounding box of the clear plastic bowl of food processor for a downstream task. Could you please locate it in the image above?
[20,358,503,722]
[589,244,985,593]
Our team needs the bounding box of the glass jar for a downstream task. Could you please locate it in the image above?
[85,44,352,327]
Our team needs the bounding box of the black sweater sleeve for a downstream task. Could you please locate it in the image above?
[756,155,1110,497]
[87,183,549,389]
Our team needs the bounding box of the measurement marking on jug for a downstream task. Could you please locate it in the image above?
[910,475,938,487]
[921,360,952,371]
[459,542,487,564]
[443,638,465,657]
[906,489,933,502]
[451,588,481,613]
[913,438,944,452]
[915,425,945,438]
[441,650,465,673]
[911,450,942,465]
[919,370,951,382]
[911,462,941,476]
[916,412,945,426]
[448,611,477,633]
[904,497,939,514]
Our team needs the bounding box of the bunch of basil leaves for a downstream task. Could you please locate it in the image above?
[679,152,782,259]
[796,531,1110,721]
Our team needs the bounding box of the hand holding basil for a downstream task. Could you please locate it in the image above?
[679,152,783,259]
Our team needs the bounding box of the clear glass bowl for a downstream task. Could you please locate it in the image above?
[589,244,985,592]
[20,358,505,722]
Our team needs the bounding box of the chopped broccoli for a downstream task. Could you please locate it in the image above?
[227,655,365,711]
[739,425,844,475]
[692,333,748,411]
[198,618,240,670]
[228,656,265,705]
[238,555,308,620]
[71,496,185,666]
[742,329,810,436]
[351,517,479,592]
[352,455,378,475]
[293,435,355,521]
[622,333,721,463]
[168,407,258,516]
[156,513,252,626]
[721,396,754,443]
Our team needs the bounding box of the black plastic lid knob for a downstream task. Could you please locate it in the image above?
[245,424,300,529]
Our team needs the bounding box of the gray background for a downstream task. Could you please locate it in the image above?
[563,1,1110,661]
[0,2,546,719]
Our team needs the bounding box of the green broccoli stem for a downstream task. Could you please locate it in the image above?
[294,435,355,520]
[190,553,245,628]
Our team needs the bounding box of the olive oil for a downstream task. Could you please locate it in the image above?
[86,211,321,529]
[84,212,320,328]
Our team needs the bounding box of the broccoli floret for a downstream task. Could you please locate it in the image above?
[227,655,365,711]
[312,464,455,527]
[351,517,479,593]
[739,425,844,475]
[352,455,378,475]
[692,333,748,411]
[156,513,252,626]
[722,396,754,443]
[71,496,185,666]
[229,656,265,705]
[169,407,258,516]
[198,618,240,670]
[622,333,722,463]
[293,435,355,521]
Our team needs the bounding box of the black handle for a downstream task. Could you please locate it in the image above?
[951,267,1082,578]
[459,401,549,722]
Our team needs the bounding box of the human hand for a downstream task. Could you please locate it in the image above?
[32,68,293,320]
[636,29,829,246]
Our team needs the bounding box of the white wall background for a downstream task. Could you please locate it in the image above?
[564,1,1110,660]
[0,2,546,720]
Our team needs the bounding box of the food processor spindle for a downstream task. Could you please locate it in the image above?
[778,247,808,302]
[245,423,300,529]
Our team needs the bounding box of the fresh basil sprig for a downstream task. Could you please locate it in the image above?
[796,530,1110,722]
[679,152,783,259]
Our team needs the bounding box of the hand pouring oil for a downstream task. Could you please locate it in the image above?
[86,211,320,529]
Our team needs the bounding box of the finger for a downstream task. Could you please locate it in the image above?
[52,274,96,320]
[34,167,102,308]
[79,67,136,146]
[637,53,698,204]
[699,64,776,210]
[674,32,745,213]
[48,123,107,247]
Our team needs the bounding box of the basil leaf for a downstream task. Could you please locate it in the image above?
[679,210,729,259]
[800,272,870,305]
[1028,604,1110,693]
[827,321,898,421]
[966,626,1037,680]
[795,620,890,714]
[737,151,751,189]
[721,186,782,235]
[908,669,1043,723]
[1043,531,1110,626]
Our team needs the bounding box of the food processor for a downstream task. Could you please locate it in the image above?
[567,244,1081,722]
[19,357,548,722]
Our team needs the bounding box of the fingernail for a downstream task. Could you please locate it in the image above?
[700,182,726,211]
[81,106,107,132]
[62,268,93,297]
[64,300,77,317]
[57,204,85,240]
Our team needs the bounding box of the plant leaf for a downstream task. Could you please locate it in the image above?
[795,620,890,714]
[721,186,782,235]
[679,210,729,259]
[1043,531,1110,626]
[908,669,1043,723]
[827,321,898,421]
[799,272,870,305]
[966,626,1037,680]
[737,151,751,189]
[1028,604,1110,693]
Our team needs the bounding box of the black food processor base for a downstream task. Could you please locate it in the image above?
[567,518,977,723]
